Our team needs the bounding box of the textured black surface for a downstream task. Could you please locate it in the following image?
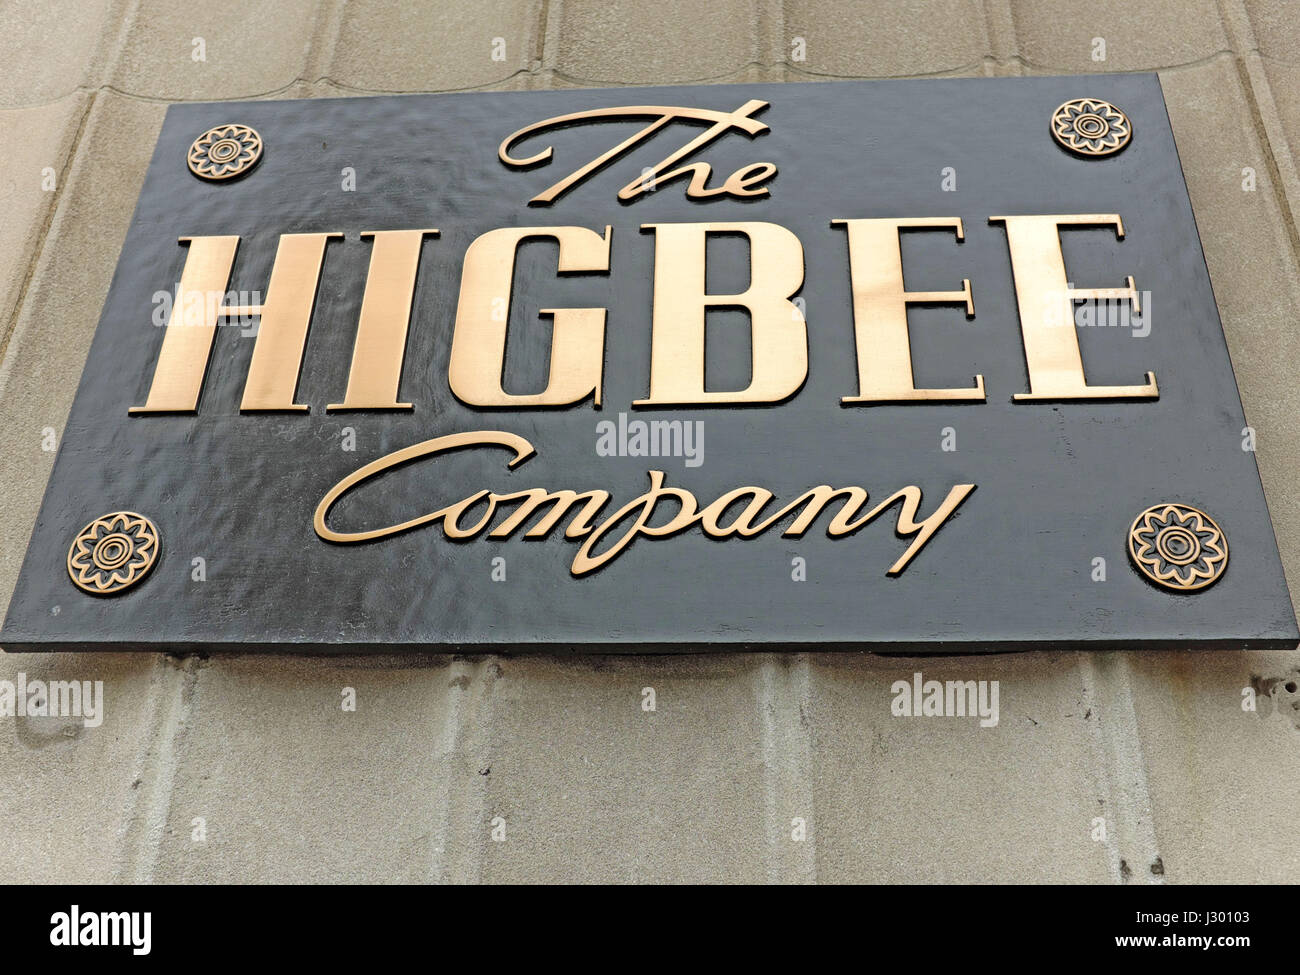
[3,75,1296,652]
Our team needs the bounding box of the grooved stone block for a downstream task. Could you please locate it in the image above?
[1127,649,1300,883]
[151,655,460,883]
[783,0,985,77]
[0,0,118,108]
[1243,0,1300,62]
[1010,0,1228,71]
[477,655,773,883]
[0,652,166,883]
[0,95,88,344]
[554,0,755,83]
[110,0,319,100]
[1258,58,1300,174]
[807,652,1115,883]
[329,0,544,92]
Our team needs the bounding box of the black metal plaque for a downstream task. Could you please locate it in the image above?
[3,75,1295,652]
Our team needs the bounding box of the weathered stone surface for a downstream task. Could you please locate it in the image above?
[1010,0,1229,72]
[329,0,543,92]
[0,96,88,353]
[0,652,170,883]
[1128,649,1300,882]
[149,654,461,884]
[783,0,986,77]
[807,652,1116,883]
[477,655,772,883]
[553,0,756,84]
[0,0,120,108]
[1159,60,1300,605]
[110,0,319,100]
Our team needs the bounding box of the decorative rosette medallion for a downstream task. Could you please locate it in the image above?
[66,512,160,595]
[187,123,263,180]
[1050,98,1131,157]
[1127,503,1227,592]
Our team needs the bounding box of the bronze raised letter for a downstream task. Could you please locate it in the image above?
[449,226,611,408]
[834,218,983,404]
[133,232,340,413]
[235,233,340,412]
[328,229,438,412]
[991,214,1156,401]
[635,221,807,406]
[130,235,240,414]
[498,101,774,204]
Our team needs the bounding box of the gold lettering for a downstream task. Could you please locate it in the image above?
[570,470,699,574]
[769,486,872,536]
[132,233,339,413]
[328,229,438,411]
[131,236,240,413]
[488,488,611,538]
[497,101,774,204]
[313,431,536,543]
[991,214,1156,401]
[697,487,776,536]
[314,432,975,578]
[635,222,807,406]
[834,217,983,404]
[449,226,610,408]
[834,484,978,575]
[721,161,778,197]
[441,491,496,539]
[883,484,977,576]
[234,233,341,412]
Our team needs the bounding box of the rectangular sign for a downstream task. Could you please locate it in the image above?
[3,75,1295,652]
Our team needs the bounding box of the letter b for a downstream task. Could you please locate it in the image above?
[635,222,807,405]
